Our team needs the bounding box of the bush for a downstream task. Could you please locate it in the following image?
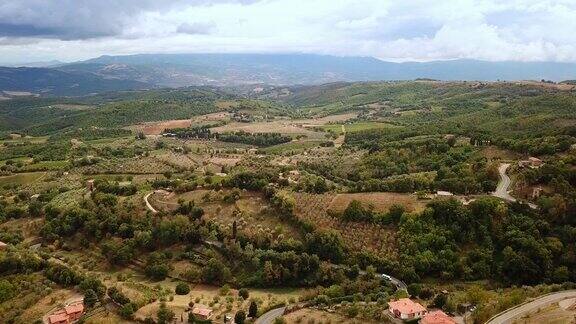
[175,282,190,295]
[234,310,246,324]
[238,288,249,299]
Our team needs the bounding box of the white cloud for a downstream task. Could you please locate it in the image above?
[1,0,576,64]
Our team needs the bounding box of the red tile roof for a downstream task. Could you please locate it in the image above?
[48,311,68,324]
[388,298,426,315]
[192,307,213,317]
[421,310,456,324]
[65,302,84,314]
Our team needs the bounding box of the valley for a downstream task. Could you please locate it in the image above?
[1,80,576,324]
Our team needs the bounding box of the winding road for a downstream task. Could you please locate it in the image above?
[493,163,516,202]
[492,163,537,209]
[486,290,576,324]
[255,306,287,324]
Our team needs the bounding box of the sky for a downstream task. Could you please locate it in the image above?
[0,0,575,64]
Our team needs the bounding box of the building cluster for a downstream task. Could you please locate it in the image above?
[388,298,456,324]
[47,301,85,324]
[518,157,544,169]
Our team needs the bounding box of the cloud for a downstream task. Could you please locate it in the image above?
[0,0,253,40]
[177,22,215,35]
[1,0,576,64]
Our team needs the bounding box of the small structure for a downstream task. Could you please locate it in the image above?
[420,310,456,324]
[31,193,40,202]
[518,157,544,169]
[48,301,85,324]
[86,179,95,192]
[388,298,427,320]
[191,306,213,320]
[436,191,454,197]
[0,241,7,250]
[532,186,543,199]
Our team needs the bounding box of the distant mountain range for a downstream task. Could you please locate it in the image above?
[1,53,576,96]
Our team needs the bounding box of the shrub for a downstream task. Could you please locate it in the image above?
[175,282,190,295]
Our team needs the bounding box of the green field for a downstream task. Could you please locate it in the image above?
[261,140,325,154]
[0,172,47,187]
[321,122,400,133]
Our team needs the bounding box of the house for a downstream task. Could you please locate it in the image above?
[0,241,7,250]
[191,306,213,320]
[420,310,456,324]
[47,301,85,324]
[64,302,85,322]
[436,191,454,197]
[48,311,69,324]
[518,157,544,169]
[388,298,427,320]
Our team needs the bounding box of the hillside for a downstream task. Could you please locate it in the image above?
[2,55,576,96]
[72,54,576,85]
[0,66,152,96]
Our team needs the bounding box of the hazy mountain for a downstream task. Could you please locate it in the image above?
[2,54,576,96]
[0,66,153,96]
[69,54,576,86]
[4,60,66,68]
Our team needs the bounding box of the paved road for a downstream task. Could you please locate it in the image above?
[492,163,537,209]
[486,290,576,324]
[255,306,287,324]
[493,163,516,202]
[255,267,406,324]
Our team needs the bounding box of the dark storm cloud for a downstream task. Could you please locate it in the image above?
[0,0,256,40]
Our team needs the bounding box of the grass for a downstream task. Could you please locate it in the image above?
[0,172,47,187]
[261,140,325,154]
[321,122,400,133]
[21,160,70,171]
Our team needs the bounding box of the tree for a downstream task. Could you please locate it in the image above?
[119,303,136,319]
[433,293,447,309]
[175,282,190,295]
[238,288,249,300]
[157,302,175,324]
[201,258,231,284]
[248,300,258,318]
[232,220,238,239]
[234,310,246,324]
[83,289,98,308]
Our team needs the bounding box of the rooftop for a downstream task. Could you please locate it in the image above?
[65,302,84,314]
[388,298,426,314]
[192,307,213,316]
[48,311,68,323]
[421,310,456,324]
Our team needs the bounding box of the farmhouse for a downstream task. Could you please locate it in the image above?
[388,298,427,320]
[47,301,85,324]
[191,306,213,320]
[518,157,544,169]
[420,310,456,324]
